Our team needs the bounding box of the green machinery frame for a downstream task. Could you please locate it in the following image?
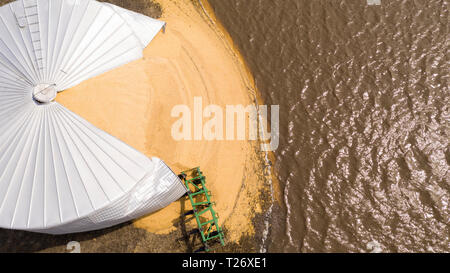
[179,167,225,252]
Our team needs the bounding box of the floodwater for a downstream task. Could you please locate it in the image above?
[208,0,449,252]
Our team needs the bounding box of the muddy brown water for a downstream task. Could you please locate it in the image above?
[0,0,447,253]
[208,0,449,252]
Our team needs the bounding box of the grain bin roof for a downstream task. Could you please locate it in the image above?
[0,0,186,234]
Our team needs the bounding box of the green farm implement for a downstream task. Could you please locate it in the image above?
[178,167,225,252]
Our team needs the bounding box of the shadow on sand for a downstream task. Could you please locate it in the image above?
[172,195,204,253]
[0,222,132,253]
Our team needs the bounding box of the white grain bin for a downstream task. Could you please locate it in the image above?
[0,0,187,234]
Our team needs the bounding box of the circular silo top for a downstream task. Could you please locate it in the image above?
[33,83,57,103]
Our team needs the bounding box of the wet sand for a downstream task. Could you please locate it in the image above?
[0,0,272,252]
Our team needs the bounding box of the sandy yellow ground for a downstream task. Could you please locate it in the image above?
[56,0,272,243]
